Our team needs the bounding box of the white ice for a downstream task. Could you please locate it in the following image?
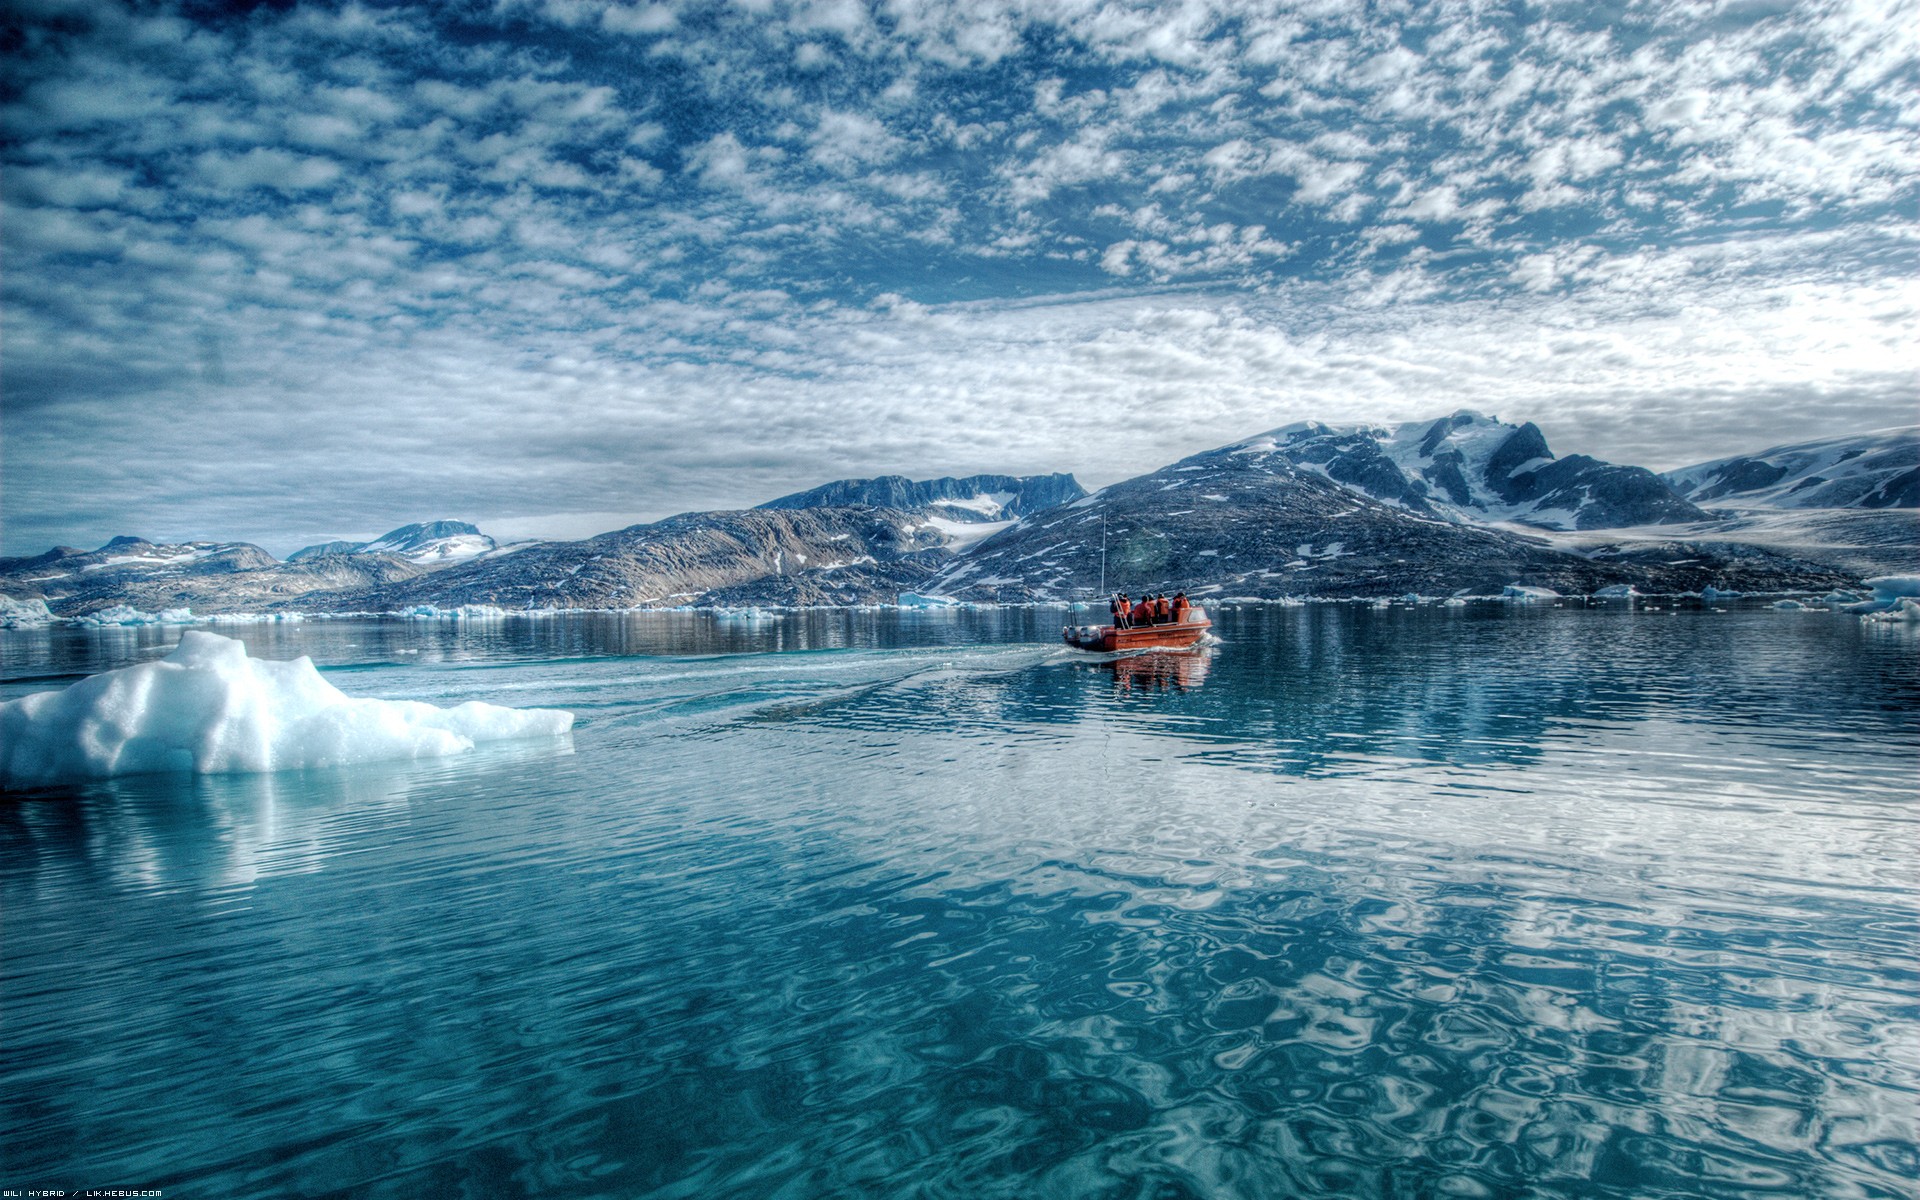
[1502,584,1561,602]
[1,595,55,627]
[0,631,573,786]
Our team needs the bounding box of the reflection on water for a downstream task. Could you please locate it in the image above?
[2,604,1916,1198]
[1102,647,1213,693]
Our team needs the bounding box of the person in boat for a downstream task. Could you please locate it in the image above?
[1154,593,1172,623]
[1132,595,1153,627]
[1172,591,1189,622]
[1112,593,1131,629]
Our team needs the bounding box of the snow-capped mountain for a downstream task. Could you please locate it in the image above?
[921,430,1836,602]
[1231,412,1704,531]
[1661,427,1919,509]
[758,474,1086,523]
[289,521,497,565]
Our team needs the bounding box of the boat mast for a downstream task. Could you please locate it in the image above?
[1098,509,1107,596]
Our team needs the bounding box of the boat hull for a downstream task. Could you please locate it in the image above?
[1062,619,1211,652]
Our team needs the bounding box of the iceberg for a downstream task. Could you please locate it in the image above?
[75,604,197,627]
[1865,576,1920,601]
[0,631,573,786]
[897,593,959,608]
[1862,597,1920,624]
[1501,584,1560,603]
[1592,585,1641,599]
[1,595,55,628]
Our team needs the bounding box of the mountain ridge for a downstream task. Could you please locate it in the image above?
[3,422,1905,618]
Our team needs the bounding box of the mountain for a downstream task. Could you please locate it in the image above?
[5,425,1894,619]
[329,507,949,611]
[1231,412,1705,531]
[0,535,428,616]
[1661,427,1919,509]
[758,473,1086,523]
[919,433,1851,602]
[288,520,497,564]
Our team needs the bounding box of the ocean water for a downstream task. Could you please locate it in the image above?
[2,602,1916,1199]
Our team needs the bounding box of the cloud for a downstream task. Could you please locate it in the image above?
[2,0,1914,553]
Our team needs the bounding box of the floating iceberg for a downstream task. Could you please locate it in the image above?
[1862,598,1920,624]
[1592,585,1641,599]
[1700,585,1741,601]
[0,631,573,785]
[75,604,197,627]
[1771,600,1808,611]
[1,595,55,628]
[897,593,959,608]
[1501,584,1560,603]
[1865,576,1920,601]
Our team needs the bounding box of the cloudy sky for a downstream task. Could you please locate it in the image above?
[4,0,1915,555]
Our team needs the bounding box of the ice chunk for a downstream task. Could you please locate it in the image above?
[1863,597,1920,623]
[1,595,55,628]
[75,604,197,627]
[1771,600,1808,611]
[1593,585,1641,598]
[0,631,572,785]
[1865,576,1920,601]
[1501,584,1560,603]
[897,593,958,608]
[1700,585,1741,600]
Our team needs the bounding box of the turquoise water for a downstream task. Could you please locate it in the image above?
[3,603,1916,1198]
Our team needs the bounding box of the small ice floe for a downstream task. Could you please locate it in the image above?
[1772,600,1808,611]
[397,603,511,620]
[0,631,573,786]
[714,607,774,621]
[1862,597,1920,624]
[1501,584,1560,603]
[74,604,199,627]
[1700,585,1741,601]
[897,593,959,609]
[1819,590,1866,607]
[1,595,55,628]
[1592,585,1641,599]
[1442,597,1469,608]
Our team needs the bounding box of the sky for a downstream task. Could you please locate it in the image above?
[3,0,1915,556]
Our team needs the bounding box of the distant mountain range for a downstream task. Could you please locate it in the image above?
[758,473,1085,523]
[3,419,1912,618]
[288,520,498,564]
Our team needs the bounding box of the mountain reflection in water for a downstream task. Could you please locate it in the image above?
[2,602,1915,1199]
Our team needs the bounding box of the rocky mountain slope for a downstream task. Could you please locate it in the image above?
[0,536,427,615]
[758,473,1086,522]
[921,436,1848,603]
[311,507,949,612]
[1233,412,1705,530]
[1662,427,1918,510]
[5,422,1901,619]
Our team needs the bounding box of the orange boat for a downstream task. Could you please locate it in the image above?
[1063,607,1211,652]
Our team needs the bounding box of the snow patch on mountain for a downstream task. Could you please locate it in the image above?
[1231,412,1704,531]
[289,521,498,565]
[1662,427,1919,510]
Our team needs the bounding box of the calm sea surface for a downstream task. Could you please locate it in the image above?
[2,603,1916,1199]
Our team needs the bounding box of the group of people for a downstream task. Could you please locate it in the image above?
[1110,590,1191,629]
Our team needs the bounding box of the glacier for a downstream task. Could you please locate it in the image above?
[0,631,573,786]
